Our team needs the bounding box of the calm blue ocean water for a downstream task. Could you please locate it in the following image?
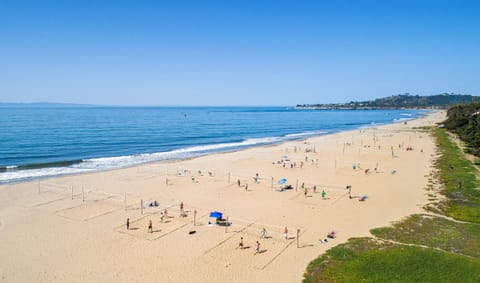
[0,106,428,183]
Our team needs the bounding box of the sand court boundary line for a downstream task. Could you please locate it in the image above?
[203,222,256,255]
[26,196,68,208]
[255,228,307,270]
[21,192,70,208]
[114,209,210,240]
[205,226,301,270]
[331,191,350,205]
[146,221,191,241]
[228,217,286,230]
[54,200,123,222]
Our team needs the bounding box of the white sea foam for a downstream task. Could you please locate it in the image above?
[0,134,312,183]
[393,117,414,122]
[0,167,93,183]
[285,131,327,138]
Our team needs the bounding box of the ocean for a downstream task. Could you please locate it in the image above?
[0,106,428,183]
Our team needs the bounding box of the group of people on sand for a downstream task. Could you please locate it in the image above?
[237,237,262,255]
[125,202,186,233]
[320,231,337,243]
[236,226,291,255]
[303,185,326,199]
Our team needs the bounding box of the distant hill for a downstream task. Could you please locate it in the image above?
[0,102,98,108]
[296,93,478,109]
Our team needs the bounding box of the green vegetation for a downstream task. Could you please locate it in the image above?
[443,103,480,157]
[371,214,480,258]
[434,128,480,223]
[304,238,480,283]
[297,93,477,109]
[303,124,480,282]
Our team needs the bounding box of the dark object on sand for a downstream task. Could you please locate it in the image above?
[283,185,293,190]
[189,230,196,235]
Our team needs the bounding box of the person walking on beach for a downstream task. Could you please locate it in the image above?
[322,190,326,199]
[126,218,130,230]
[237,237,244,249]
[148,220,153,233]
[255,241,260,255]
[261,228,267,238]
[347,185,352,199]
[304,187,308,198]
[237,179,241,187]
[284,227,288,240]
[245,184,248,191]
[180,201,184,211]
[313,185,317,193]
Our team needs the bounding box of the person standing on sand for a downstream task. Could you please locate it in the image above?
[255,241,260,255]
[237,179,241,187]
[284,227,288,239]
[304,187,308,198]
[313,185,317,193]
[261,228,267,238]
[148,220,153,233]
[126,218,130,230]
[237,237,244,249]
[322,190,326,199]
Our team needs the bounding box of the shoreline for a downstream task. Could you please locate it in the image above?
[0,110,445,282]
[1,110,432,185]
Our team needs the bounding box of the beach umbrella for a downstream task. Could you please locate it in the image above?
[277,178,287,185]
[209,211,223,218]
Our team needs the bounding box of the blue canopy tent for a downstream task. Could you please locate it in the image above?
[209,211,223,218]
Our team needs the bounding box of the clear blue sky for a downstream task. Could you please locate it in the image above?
[0,0,479,106]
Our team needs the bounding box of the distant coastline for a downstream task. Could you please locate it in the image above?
[0,102,97,108]
[296,93,477,110]
[294,106,434,110]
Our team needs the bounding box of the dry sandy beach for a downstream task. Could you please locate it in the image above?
[0,111,444,283]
